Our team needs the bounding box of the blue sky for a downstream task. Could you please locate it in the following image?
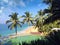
[0,0,49,24]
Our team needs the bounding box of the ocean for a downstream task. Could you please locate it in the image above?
[0,24,30,36]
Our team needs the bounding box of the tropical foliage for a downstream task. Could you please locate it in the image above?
[6,13,22,35]
[21,12,34,26]
[34,10,48,32]
[43,0,60,24]
[5,0,60,34]
[2,0,60,45]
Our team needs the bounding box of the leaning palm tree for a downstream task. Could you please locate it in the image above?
[6,13,22,35]
[35,10,45,32]
[21,12,34,26]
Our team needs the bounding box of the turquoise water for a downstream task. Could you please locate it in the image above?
[0,24,30,36]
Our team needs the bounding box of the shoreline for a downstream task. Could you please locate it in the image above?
[9,26,33,36]
[9,26,39,38]
[1,26,39,40]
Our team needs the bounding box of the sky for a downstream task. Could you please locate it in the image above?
[0,0,49,24]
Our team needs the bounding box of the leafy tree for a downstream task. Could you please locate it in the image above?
[21,12,34,26]
[35,10,45,32]
[6,13,22,35]
[43,0,60,24]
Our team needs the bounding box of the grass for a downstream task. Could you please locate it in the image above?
[8,35,45,43]
[3,35,45,45]
[11,35,45,42]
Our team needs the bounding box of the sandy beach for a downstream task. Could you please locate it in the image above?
[8,26,39,39]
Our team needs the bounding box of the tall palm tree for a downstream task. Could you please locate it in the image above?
[35,10,45,32]
[6,13,22,35]
[21,12,34,26]
[21,12,34,32]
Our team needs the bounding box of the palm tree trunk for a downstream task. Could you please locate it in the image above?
[15,26,17,35]
[28,23,31,33]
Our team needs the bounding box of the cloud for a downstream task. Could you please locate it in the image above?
[0,10,2,13]
[8,1,13,6]
[38,3,42,7]
[15,0,26,7]
[8,0,26,7]
[19,0,26,7]
[30,0,34,2]
[0,14,10,24]
[0,7,4,14]
[28,0,34,2]
[0,0,26,8]
[3,0,9,3]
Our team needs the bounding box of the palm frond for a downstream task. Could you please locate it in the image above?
[9,15,12,17]
[6,20,11,24]
[28,21,30,26]
[9,24,14,30]
[30,20,34,25]
[8,23,13,29]
[21,12,34,26]
[21,15,26,17]
[17,23,22,27]
[20,22,24,24]
[9,23,15,30]
[23,19,26,23]
[17,21,24,24]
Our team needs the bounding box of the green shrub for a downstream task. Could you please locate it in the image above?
[40,20,60,32]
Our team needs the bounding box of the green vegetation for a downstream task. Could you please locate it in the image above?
[5,35,45,45]
[41,20,60,32]
[21,12,34,25]
[3,0,60,45]
[6,0,60,34]
[34,10,47,32]
[6,13,22,35]
[10,35,45,43]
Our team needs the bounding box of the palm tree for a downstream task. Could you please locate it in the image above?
[21,12,34,32]
[6,13,22,35]
[21,12,34,26]
[35,10,45,32]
